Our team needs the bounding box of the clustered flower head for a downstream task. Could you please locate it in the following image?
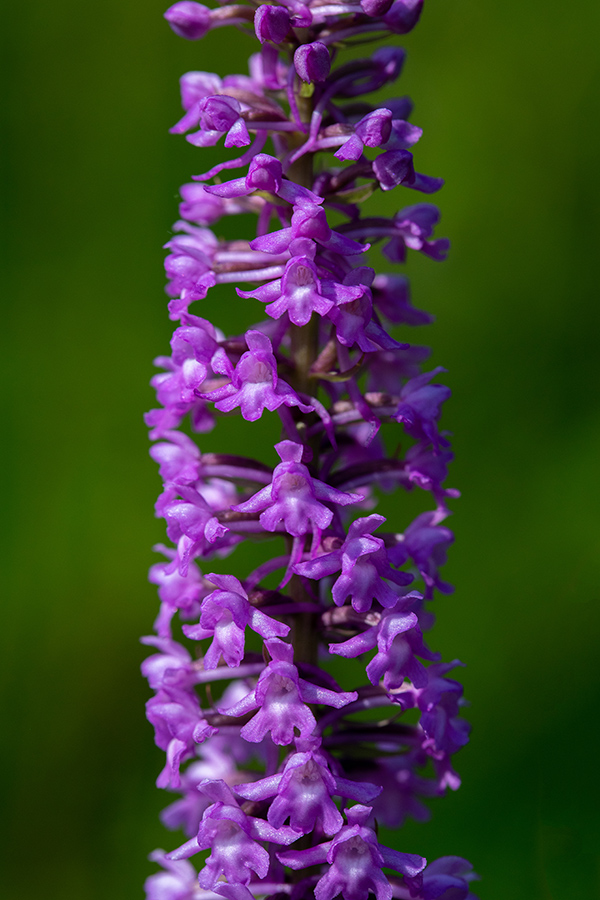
[144,2,478,899]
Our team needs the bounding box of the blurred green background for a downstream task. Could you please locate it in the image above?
[2,0,600,897]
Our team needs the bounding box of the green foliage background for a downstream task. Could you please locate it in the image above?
[2,1,600,897]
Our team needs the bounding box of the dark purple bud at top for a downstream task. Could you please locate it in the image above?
[245,154,283,193]
[164,2,211,40]
[294,42,331,84]
[254,5,291,43]
[384,0,424,34]
[360,0,394,16]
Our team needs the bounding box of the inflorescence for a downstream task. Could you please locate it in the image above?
[143,2,478,898]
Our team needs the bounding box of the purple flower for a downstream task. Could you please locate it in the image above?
[148,545,205,636]
[420,857,480,900]
[296,515,412,612]
[160,485,230,566]
[278,805,427,900]
[254,5,291,44]
[373,149,444,194]
[294,42,331,83]
[372,274,433,325]
[238,257,365,326]
[185,96,251,148]
[146,688,216,789]
[385,205,450,262]
[353,752,440,828]
[217,638,357,744]
[402,443,459,508]
[250,203,368,257]
[331,47,406,98]
[384,0,424,35]
[394,367,452,447]
[200,330,313,420]
[416,662,471,757]
[163,229,216,302]
[145,851,197,900]
[389,511,455,595]
[182,572,289,667]
[236,738,380,835]
[233,441,361,555]
[178,71,222,112]
[206,153,322,207]
[326,270,403,353]
[168,780,298,887]
[150,431,202,485]
[141,636,198,692]
[178,182,227,225]
[335,109,393,161]
[160,756,231,837]
[164,2,210,40]
[329,600,437,690]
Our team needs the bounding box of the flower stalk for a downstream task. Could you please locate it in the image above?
[144,2,478,898]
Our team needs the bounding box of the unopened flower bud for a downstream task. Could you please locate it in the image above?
[384,0,424,34]
[164,2,211,40]
[254,5,291,44]
[294,41,331,83]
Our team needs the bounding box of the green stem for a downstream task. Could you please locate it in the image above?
[289,569,319,669]
[290,318,319,397]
